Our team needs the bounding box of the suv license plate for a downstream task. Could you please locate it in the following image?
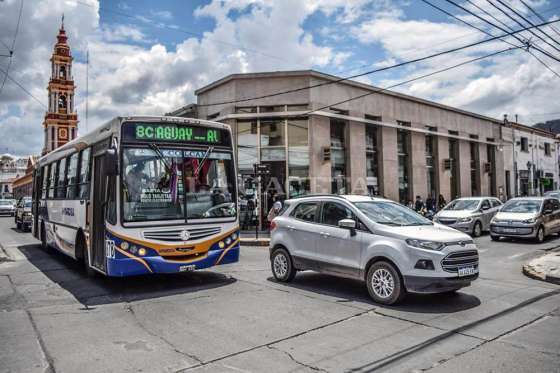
[503,228,517,233]
[458,266,476,277]
[179,265,196,272]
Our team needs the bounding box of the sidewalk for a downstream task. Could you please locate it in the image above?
[240,230,270,247]
[523,249,560,285]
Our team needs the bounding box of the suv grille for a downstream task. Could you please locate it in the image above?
[441,250,479,273]
[143,227,222,242]
[438,218,457,225]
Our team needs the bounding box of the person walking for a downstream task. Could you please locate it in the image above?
[438,194,447,211]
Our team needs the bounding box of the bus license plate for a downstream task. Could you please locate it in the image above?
[458,266,476,277]
[179,265,196,272]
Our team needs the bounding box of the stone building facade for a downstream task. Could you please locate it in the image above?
[169,70,559,222]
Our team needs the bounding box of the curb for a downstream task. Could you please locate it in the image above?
[522,248,560,285]
[522,263,560,285]
[240,238,270,247]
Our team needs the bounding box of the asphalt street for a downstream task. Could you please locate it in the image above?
[0,216,559,373]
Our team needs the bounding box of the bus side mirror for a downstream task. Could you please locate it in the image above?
[104,148,118,176]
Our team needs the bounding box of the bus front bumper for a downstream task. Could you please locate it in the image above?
[106,244,240,277]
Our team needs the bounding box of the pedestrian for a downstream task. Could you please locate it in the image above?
[414,195,425,213]
[438,194,447,211]
[267,194,283,225]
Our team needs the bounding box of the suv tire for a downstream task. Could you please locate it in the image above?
[366,261,405,305]
[271,248,296,282]
[490,234,500,241]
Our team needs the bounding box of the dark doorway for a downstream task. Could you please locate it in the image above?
[91,154,108,272]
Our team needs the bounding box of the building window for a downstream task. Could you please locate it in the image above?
[330,119,346,194]
[260,105,285,113]
[425,134,436,199]
[470,142,479,196]
[397,120,411,127]
[288,118,310,197]
[260,119,286,161]
[397,129,410,204]
[365,114,382,122]
[487,143,496,196]
[287,104,308,112]
[520,137,529,152]
[366,124,380,196]
[449,138,459,199]
[235,107,257,114]
[545,142,551,156]
[237,120,258,174]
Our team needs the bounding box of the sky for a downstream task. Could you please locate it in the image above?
[1,0,560,155]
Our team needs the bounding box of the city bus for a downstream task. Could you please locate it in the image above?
[31,116,240,276]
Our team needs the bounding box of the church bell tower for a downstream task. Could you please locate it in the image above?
[43,16,78,155]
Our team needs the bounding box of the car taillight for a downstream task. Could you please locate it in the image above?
[270,220,277,231]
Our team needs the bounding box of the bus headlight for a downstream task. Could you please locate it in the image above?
[121,242,129,251]
[225,237,232,245]
[218,241,225,249]
[231,232,238,240]
[138,248,146,256]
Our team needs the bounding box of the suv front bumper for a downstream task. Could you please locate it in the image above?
[404,274,478,293]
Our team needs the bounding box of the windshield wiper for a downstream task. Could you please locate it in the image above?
[195,145,214,177]
[149,143,172,173]
[378,222,404,226]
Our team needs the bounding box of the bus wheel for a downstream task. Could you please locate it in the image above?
[40,223,50,252]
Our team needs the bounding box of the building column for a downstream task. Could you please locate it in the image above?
[347,118,367,195]
[437,136,451,202]
[459,139,472,197]
[309,115,331,193]
[380,126,398,201]
[410,131,427,199]
[495,147,506,200]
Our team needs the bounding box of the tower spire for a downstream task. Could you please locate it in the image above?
[61,13,64,30]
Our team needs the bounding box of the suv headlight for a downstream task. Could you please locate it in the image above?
[456,217,472,223]
[522,217,536,224]
[405,239,446,251]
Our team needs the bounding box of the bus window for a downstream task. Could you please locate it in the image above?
[66,153,79,199]
[106,175,117,225]
[55,157,67,198]
[78,148,91,199]
[48,163,56,198]
[41,165,49,199]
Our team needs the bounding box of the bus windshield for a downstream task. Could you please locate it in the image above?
[122,147,236,222]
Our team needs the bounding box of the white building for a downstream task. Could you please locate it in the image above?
[0,155,27,198]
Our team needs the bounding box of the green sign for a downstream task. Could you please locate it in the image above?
[123,122,223,144]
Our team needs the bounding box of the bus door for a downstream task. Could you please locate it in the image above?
[91,153,109,272]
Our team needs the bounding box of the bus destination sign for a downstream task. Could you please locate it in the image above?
[123,122,225,145]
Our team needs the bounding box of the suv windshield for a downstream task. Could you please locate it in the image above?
[0,200,11,206]
[444,199,480,211]
[23,200,32,208]
[354,201,432,226]
[122,147,236,222]
[501,200,541,213]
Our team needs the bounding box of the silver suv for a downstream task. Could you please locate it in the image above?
[269,195,479,305]
[434,197,502,237]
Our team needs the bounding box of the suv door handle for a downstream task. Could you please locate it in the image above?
[320,232,330,238]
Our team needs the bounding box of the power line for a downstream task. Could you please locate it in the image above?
[485,0,560,55]
[196,18,560,108]
[494,0,560,49]
[0,0,24,98]
[0,65,47,109]
[304,46,520,115]
[426,0,560,80]
[519,0,560,40]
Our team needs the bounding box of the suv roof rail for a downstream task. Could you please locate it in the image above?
[288,194,347,200]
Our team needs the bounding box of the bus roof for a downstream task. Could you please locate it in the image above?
[36,115,231,167]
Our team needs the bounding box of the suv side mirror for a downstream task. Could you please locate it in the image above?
[481,205,490,211]
[338,218,357,236]
[104,148,118,176]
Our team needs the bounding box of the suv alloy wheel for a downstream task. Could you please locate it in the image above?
[366,261,405,305]
[271,248,296,282]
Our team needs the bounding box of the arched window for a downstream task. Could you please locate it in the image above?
[58,95,67,111]
[59,65,66,79]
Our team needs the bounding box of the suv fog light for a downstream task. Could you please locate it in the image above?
[414,259,435,270]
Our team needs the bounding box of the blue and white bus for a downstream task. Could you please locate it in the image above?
[32,116,240,276]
